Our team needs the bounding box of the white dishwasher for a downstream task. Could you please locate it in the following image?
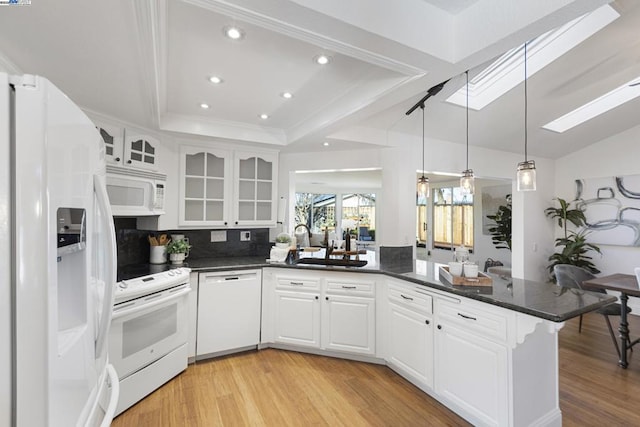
[196,269,262,358]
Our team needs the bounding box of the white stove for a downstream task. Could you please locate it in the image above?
[115,267,191,304]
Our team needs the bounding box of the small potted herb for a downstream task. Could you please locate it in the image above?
[166,239,192,264]
[275,233,292,249]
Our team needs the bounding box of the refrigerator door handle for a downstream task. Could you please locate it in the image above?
[99,364,120,427]
[94,174,117,358]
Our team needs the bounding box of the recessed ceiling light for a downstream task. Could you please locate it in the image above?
[281,92,293,99]
[323,142,330,146]
[259,113,269,120]
[223,26,244,40]
[200,103,210,109]
[315,54,331,65]
[209,76,223,84]
[543,77,640,132]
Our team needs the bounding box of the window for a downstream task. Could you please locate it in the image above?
[342,193,376,241]
[433,187,473,250]
[294,193,336,232]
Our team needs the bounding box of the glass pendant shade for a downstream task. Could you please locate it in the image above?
[460,169,475,195]
[516,160,537,191]
[417,175,430,199]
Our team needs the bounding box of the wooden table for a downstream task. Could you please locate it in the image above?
[583,273,640,368]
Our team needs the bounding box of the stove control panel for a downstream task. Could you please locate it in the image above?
[115,267,191,304]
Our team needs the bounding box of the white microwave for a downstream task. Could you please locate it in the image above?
[106,165,166,216]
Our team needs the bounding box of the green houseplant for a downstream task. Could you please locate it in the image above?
[486,194,512,251]
[544,197,601,279]
[166,239,192,264]
[275,233,292,248]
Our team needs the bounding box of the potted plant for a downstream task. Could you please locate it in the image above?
[545,197,601,280]
[486,194,512,251]
[275,233,292,249]
[166,239,192,264]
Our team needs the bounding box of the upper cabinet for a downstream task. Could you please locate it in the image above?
[179,146,232,227]
[96,122,160,171]
[178,146,277,228]
[123,134,160,171]
[233,151,277,227]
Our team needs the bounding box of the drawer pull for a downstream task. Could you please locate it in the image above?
[425,319,430,325]
[290,281,304,286]
[400,294,414,301]
[341,285,357,289]
[457,313,477,321]
[224,276,239,281]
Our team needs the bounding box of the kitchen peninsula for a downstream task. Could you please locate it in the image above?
[182,251,614,427]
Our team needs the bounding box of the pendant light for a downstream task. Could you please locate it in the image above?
[516,42,537,191]
[417,105,430,200]
[460,70,474,195]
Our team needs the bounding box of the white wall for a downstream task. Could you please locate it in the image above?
[280,131,556,281]
[555,123,640,310]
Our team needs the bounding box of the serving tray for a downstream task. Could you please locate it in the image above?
[439,266,493,287]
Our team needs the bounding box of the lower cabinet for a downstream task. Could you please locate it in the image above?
[265,268,376,356]
[322,294,375,355]
[274,290,321,348]
[196,269,262,357]
[387,302,434,390]
[435,321,508,427]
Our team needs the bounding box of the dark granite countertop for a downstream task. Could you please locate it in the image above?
[164,252,616,323]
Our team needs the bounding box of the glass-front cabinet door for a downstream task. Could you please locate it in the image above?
[233,151,278,227]
[179,146,232,226]
[95,123,124,166]
[124,134,159,171]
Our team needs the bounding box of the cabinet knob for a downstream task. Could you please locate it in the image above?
[127,160,132,164]
[437,325,442,330]
[425,320,430,325]
[115,157,121,162]
[235,221,239,225]
[224,222,228,226]
[315,296,318,300]
[325,296,329,301]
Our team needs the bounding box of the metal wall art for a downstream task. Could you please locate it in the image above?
[575,174,640,246]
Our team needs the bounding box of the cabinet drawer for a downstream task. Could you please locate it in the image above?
[388,283,433,315]
[276,275,320,291]
[326,279,375,296]
[436,299,508,342]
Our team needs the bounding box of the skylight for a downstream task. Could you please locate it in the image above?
[446,4,619,110]
[543,77,640,133]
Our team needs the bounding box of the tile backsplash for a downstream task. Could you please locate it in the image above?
[114,218,271,267]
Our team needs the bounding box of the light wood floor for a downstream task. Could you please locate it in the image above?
[112,312,640,426]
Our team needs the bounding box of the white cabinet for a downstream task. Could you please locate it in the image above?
[271,272,321,348]
[178,146,277,227]
[233,151,277,227]
[179,146,232,226]
[385,280,434,391]
[196,270,262,357]
[323,277,376,356]
[264,268,376,356]
[96,122,160,171]
[434,298,509,427]
[123,133,160,170]
[274,290,321,348]
[187,272,199,362]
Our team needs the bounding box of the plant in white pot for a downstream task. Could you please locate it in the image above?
[275,233,292,249]
[166,239,192,264]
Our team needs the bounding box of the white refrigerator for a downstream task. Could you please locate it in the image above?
[0,73,119,426]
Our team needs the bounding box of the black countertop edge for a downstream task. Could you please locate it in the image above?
[182,257,617,323]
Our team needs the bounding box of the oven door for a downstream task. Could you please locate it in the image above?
[109,284,190,379]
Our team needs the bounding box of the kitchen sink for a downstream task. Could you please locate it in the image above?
[295,258,368,267]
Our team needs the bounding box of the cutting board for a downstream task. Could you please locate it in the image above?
[439,266,493,287]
